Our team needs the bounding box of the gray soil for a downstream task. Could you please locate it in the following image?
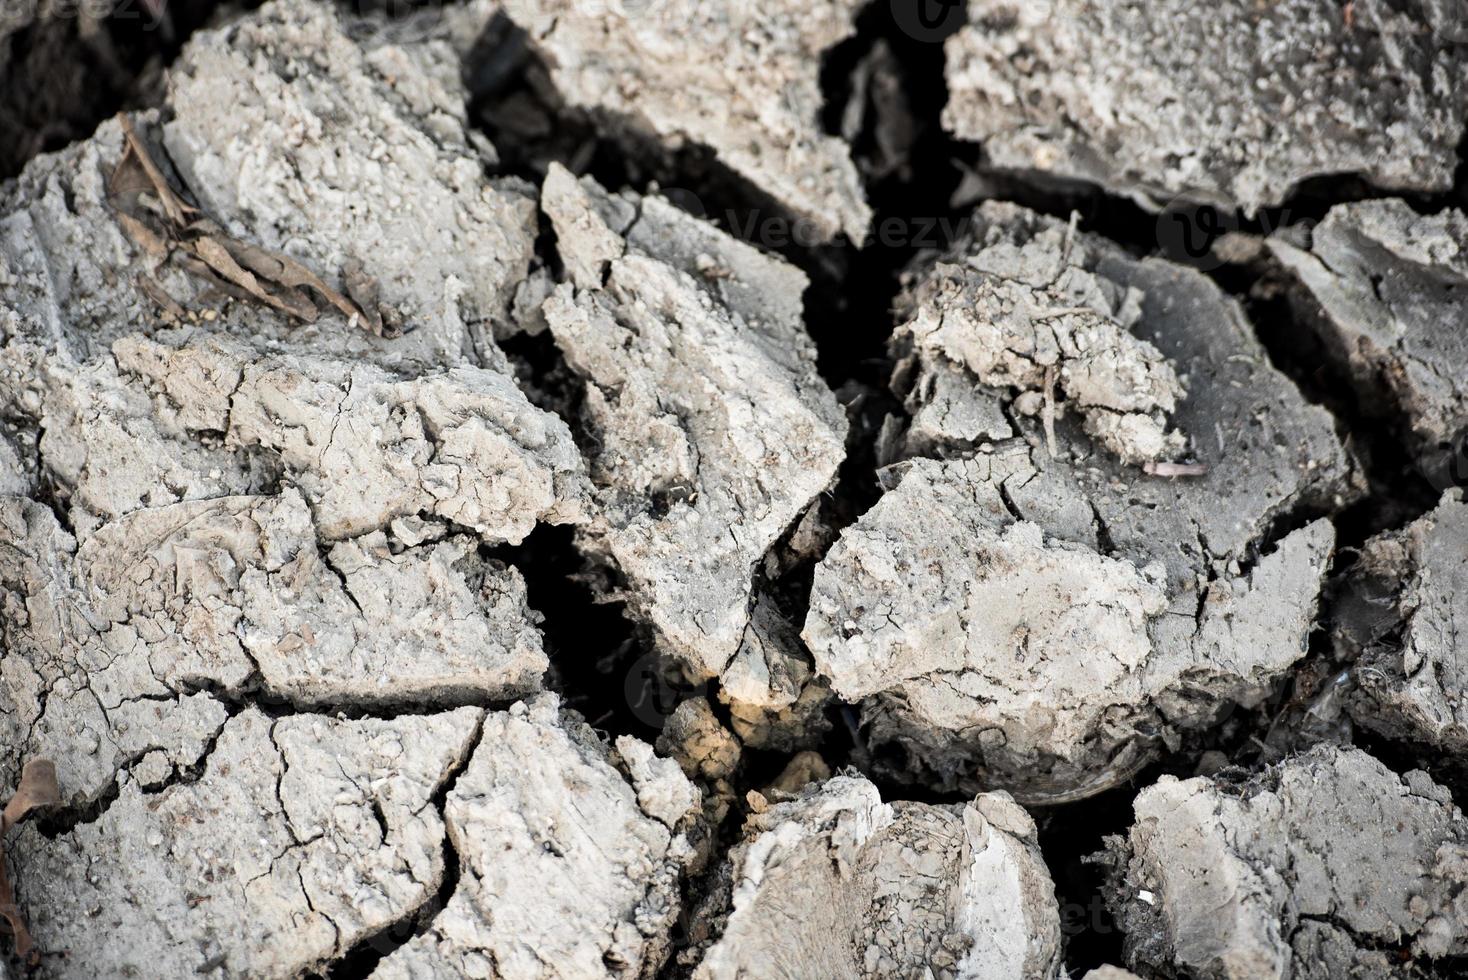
[0,0,1465,977]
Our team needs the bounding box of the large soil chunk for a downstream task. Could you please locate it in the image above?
[0,0,588,541]
[500,0,871,243]
[162,0,539,368]
[0,0,539,372]
[1338,491,1468,753]
[0,342,283,538]
[944,0,1468,213]
[806,203,1353,799]
[0,496,227,808]
[11,707,484,978]
[806,454,1335,801]
[692,775,1062,979]
[79,490,549,705]
[1106,746,1468,978]
[1270,200,1468,482]
[539,165,846,694]
[373,695,699,980]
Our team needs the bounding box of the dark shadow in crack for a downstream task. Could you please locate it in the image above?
[0,0,258,179]
[486,524,672,743]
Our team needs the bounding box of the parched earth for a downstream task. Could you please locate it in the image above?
[0,0,1466,977]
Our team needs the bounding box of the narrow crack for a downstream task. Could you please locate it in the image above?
[34,703,235,838]
[324,711,487,979]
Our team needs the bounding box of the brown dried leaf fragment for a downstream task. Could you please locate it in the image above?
[189,236,319,322]
[113,211,170,261]
[117,116,196,227]
[342,258,390,337]
[0,760,61,963]
[228,242,377,334]
[107,114,386,334]
[2,761,60,830]
[135,274,187,321]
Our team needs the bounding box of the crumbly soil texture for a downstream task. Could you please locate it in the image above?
[1,0,1467,978]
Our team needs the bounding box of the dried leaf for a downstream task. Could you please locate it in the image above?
[175,253,267,308]
[0,860,31,961]
[342,258,390,337]
[107,113,395,338]
[2,760,60,831]
[137,274,188,321]
[115,211,171,261]
[0,759,60,963]
[188,237,318,323]
[106,147,156,204]
[225,239,378,332]
[118,116,195,227]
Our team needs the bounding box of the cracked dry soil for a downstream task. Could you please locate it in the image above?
[1,0,1467,977]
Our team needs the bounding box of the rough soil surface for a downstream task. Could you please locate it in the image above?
[1,0,1466,977]
[374,695,699,979]
[1270,199,1468,484]
[690,774,1063,979]
[1106,745,1468,978]
[892,201,1190,465]
[0,487,545,807]
[539,163,846,720]
[944,0,1468,213]
[13,707,483,977]
[1338,491,1468,754]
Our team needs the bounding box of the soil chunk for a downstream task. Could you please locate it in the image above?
[944,1,1468,213]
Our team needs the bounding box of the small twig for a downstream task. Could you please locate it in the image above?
[136,274,187,321]
[118,116,195,227]
[1041,366,1059,459]
[1059,209,1080,266]
[1143,460,1210,478]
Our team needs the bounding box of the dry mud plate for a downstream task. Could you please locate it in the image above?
[0,0,1466,977]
